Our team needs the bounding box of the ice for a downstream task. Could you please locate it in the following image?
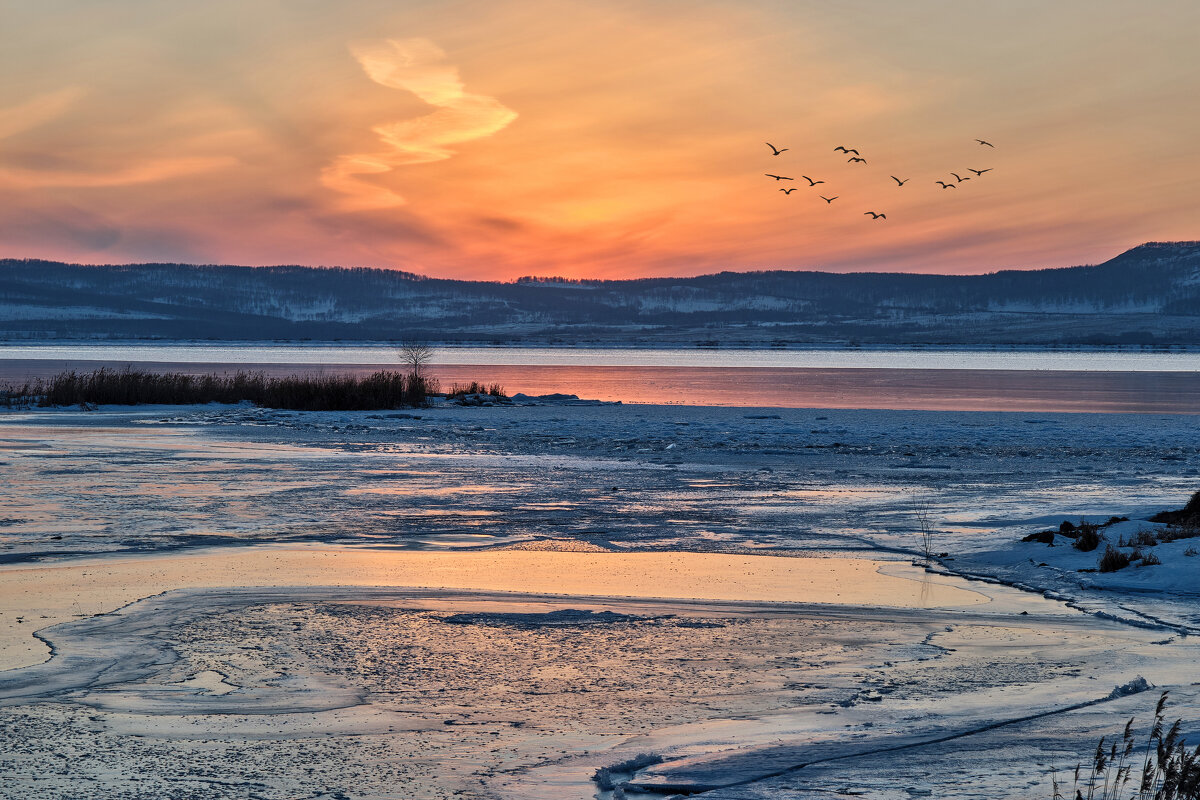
[1,400,1198,798]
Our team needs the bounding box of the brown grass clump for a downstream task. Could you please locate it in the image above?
[1099,545,1132,572]
[1131,530,1160,548]
[1138,550,1162,567]
[1075,522,1103,552]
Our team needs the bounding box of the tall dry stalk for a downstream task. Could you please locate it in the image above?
[1059,691,1198,800]
[910,495,936,563]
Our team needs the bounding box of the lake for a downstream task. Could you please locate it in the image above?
[1,343,1198,412]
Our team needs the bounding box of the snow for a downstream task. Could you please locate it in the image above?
[6,341,1200,370]
[0,399,1198,798]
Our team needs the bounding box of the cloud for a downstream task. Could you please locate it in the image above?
[0,87,83,141]
[0,156,236,189]
[0,203,122,252]
[0,87,237,190]
[322,38,517,210]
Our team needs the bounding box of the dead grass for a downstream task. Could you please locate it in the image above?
[1099,545,1132,572]
[447,381,507,398]
[1053,691,1199,800]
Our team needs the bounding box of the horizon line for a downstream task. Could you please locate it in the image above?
[3,240,1198,284]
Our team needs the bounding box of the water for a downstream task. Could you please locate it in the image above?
[1,343,1198,412]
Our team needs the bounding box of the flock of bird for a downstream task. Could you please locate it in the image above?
[763,139,996,221]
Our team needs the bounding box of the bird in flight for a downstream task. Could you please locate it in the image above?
[950,172,970,182]
[765,174,794,180]
[819,195,838,204]
[780,187,797,194]
[969,168,993,176]
[891,176,909,186]
[848,157,867,163]
[834,146,860,155]
[766,142,788,156]
[936,181,956,189]
[976,139,994,147]
[801,175,825,186]
[864,212,886,219]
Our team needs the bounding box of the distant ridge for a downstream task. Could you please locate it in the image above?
[2,242,1200,346]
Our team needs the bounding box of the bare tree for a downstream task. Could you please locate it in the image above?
[397,341,434,378]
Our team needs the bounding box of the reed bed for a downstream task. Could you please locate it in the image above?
[1,367,438,411]
[447,381,507,398]
[1054,692,1199,800]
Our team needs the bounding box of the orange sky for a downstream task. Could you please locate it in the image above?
[1,0,1197,279]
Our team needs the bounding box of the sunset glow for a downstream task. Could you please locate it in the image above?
[2,1,1197,278]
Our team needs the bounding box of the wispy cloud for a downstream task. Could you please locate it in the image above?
[0,156,236,189]
[0,88,236,190]
[322,38,517,210]
[0,87,83,141]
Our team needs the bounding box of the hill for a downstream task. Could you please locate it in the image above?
[2,242,1199,346]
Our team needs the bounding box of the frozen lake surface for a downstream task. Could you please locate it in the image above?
[0,400,1197,798]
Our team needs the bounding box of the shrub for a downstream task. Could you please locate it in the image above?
[1149,491,1200,526]
[1099,545,1132,572]
[1075,523,1103,552]
[1138,550,1162,566]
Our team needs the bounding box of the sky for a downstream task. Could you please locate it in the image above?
[1,0,1198,280]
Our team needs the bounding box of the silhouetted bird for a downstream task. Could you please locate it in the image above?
[936,181,956,188]
[969,168,993,176]
[765,174,794,181]
[780,187,797,194]
[864,212,886,219]
[801,175,824,186]
[951,172,970,182]
[848,157,867,163]
[834,146,860,155]
[820,195,838,203]
[766,142,788,156]
[891,176,908,186]
[976,139,994,147]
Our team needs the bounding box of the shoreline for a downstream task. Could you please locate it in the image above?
[6,366,1200,413]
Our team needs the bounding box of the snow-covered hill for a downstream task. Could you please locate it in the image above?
[2,242,1199,345]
